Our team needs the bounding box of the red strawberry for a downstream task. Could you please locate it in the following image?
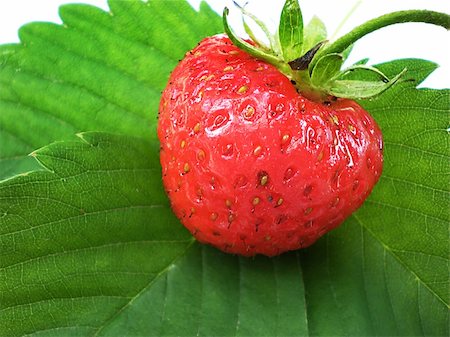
[158,2,449,256]
[158,35,382,256]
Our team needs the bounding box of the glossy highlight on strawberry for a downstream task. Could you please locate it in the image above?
[158,35,383,256]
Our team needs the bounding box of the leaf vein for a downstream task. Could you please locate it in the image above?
[380,174,449,195]
[91,239,196,336]
[0,204,167,238]
[352,213,448,307]
[365,199,448,223]
[26,30,166,96]
[0,239,192,271]
[0,295,132,314]
[384,141,448,160]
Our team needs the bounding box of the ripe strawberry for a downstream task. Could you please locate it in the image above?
[157,1,449,256]
[158,35,382,256]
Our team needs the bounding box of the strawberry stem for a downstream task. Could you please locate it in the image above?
[315,10,450,63]
[223,3,450,102]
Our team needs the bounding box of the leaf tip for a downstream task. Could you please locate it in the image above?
[27,147,56,174]
[76,132,91,145]
[28,147,47,160]
[19,171,32,177]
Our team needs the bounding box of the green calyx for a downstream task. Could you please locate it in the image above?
[223,0,450,102]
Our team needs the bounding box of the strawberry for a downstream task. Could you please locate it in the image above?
[158,1,449,256]
[158,35,382,256]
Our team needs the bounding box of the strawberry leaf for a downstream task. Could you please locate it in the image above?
[278,0,303,62]
[0,1,448,336]
[0,0,222,180]
[0,132,195,336]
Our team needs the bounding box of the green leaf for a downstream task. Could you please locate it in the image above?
[96,246,308,337]
[278,0,304,62]
[0,1,449,336]
[302,15,327,54]
[0,132,194,336]
[0,0,222,180]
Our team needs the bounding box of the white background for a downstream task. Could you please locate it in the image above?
[0,0,449,88]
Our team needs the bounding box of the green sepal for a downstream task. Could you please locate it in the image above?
[289,41,327,71]
[278,0,303,62]
[223,8,279,64]
[310,53,343,87]
[242,18,270,51]
[234,1,276,52]
[223,7,291,75]
[223,2,450,102]
[354,58,370,66]
[326,68,407,99]
[341,44,354,61]
[337,64,393,82]
[302,16,327,54]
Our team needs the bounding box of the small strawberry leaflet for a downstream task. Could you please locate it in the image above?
[0,0,448,336]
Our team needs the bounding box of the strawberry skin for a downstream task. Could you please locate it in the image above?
[158,35,383,257]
